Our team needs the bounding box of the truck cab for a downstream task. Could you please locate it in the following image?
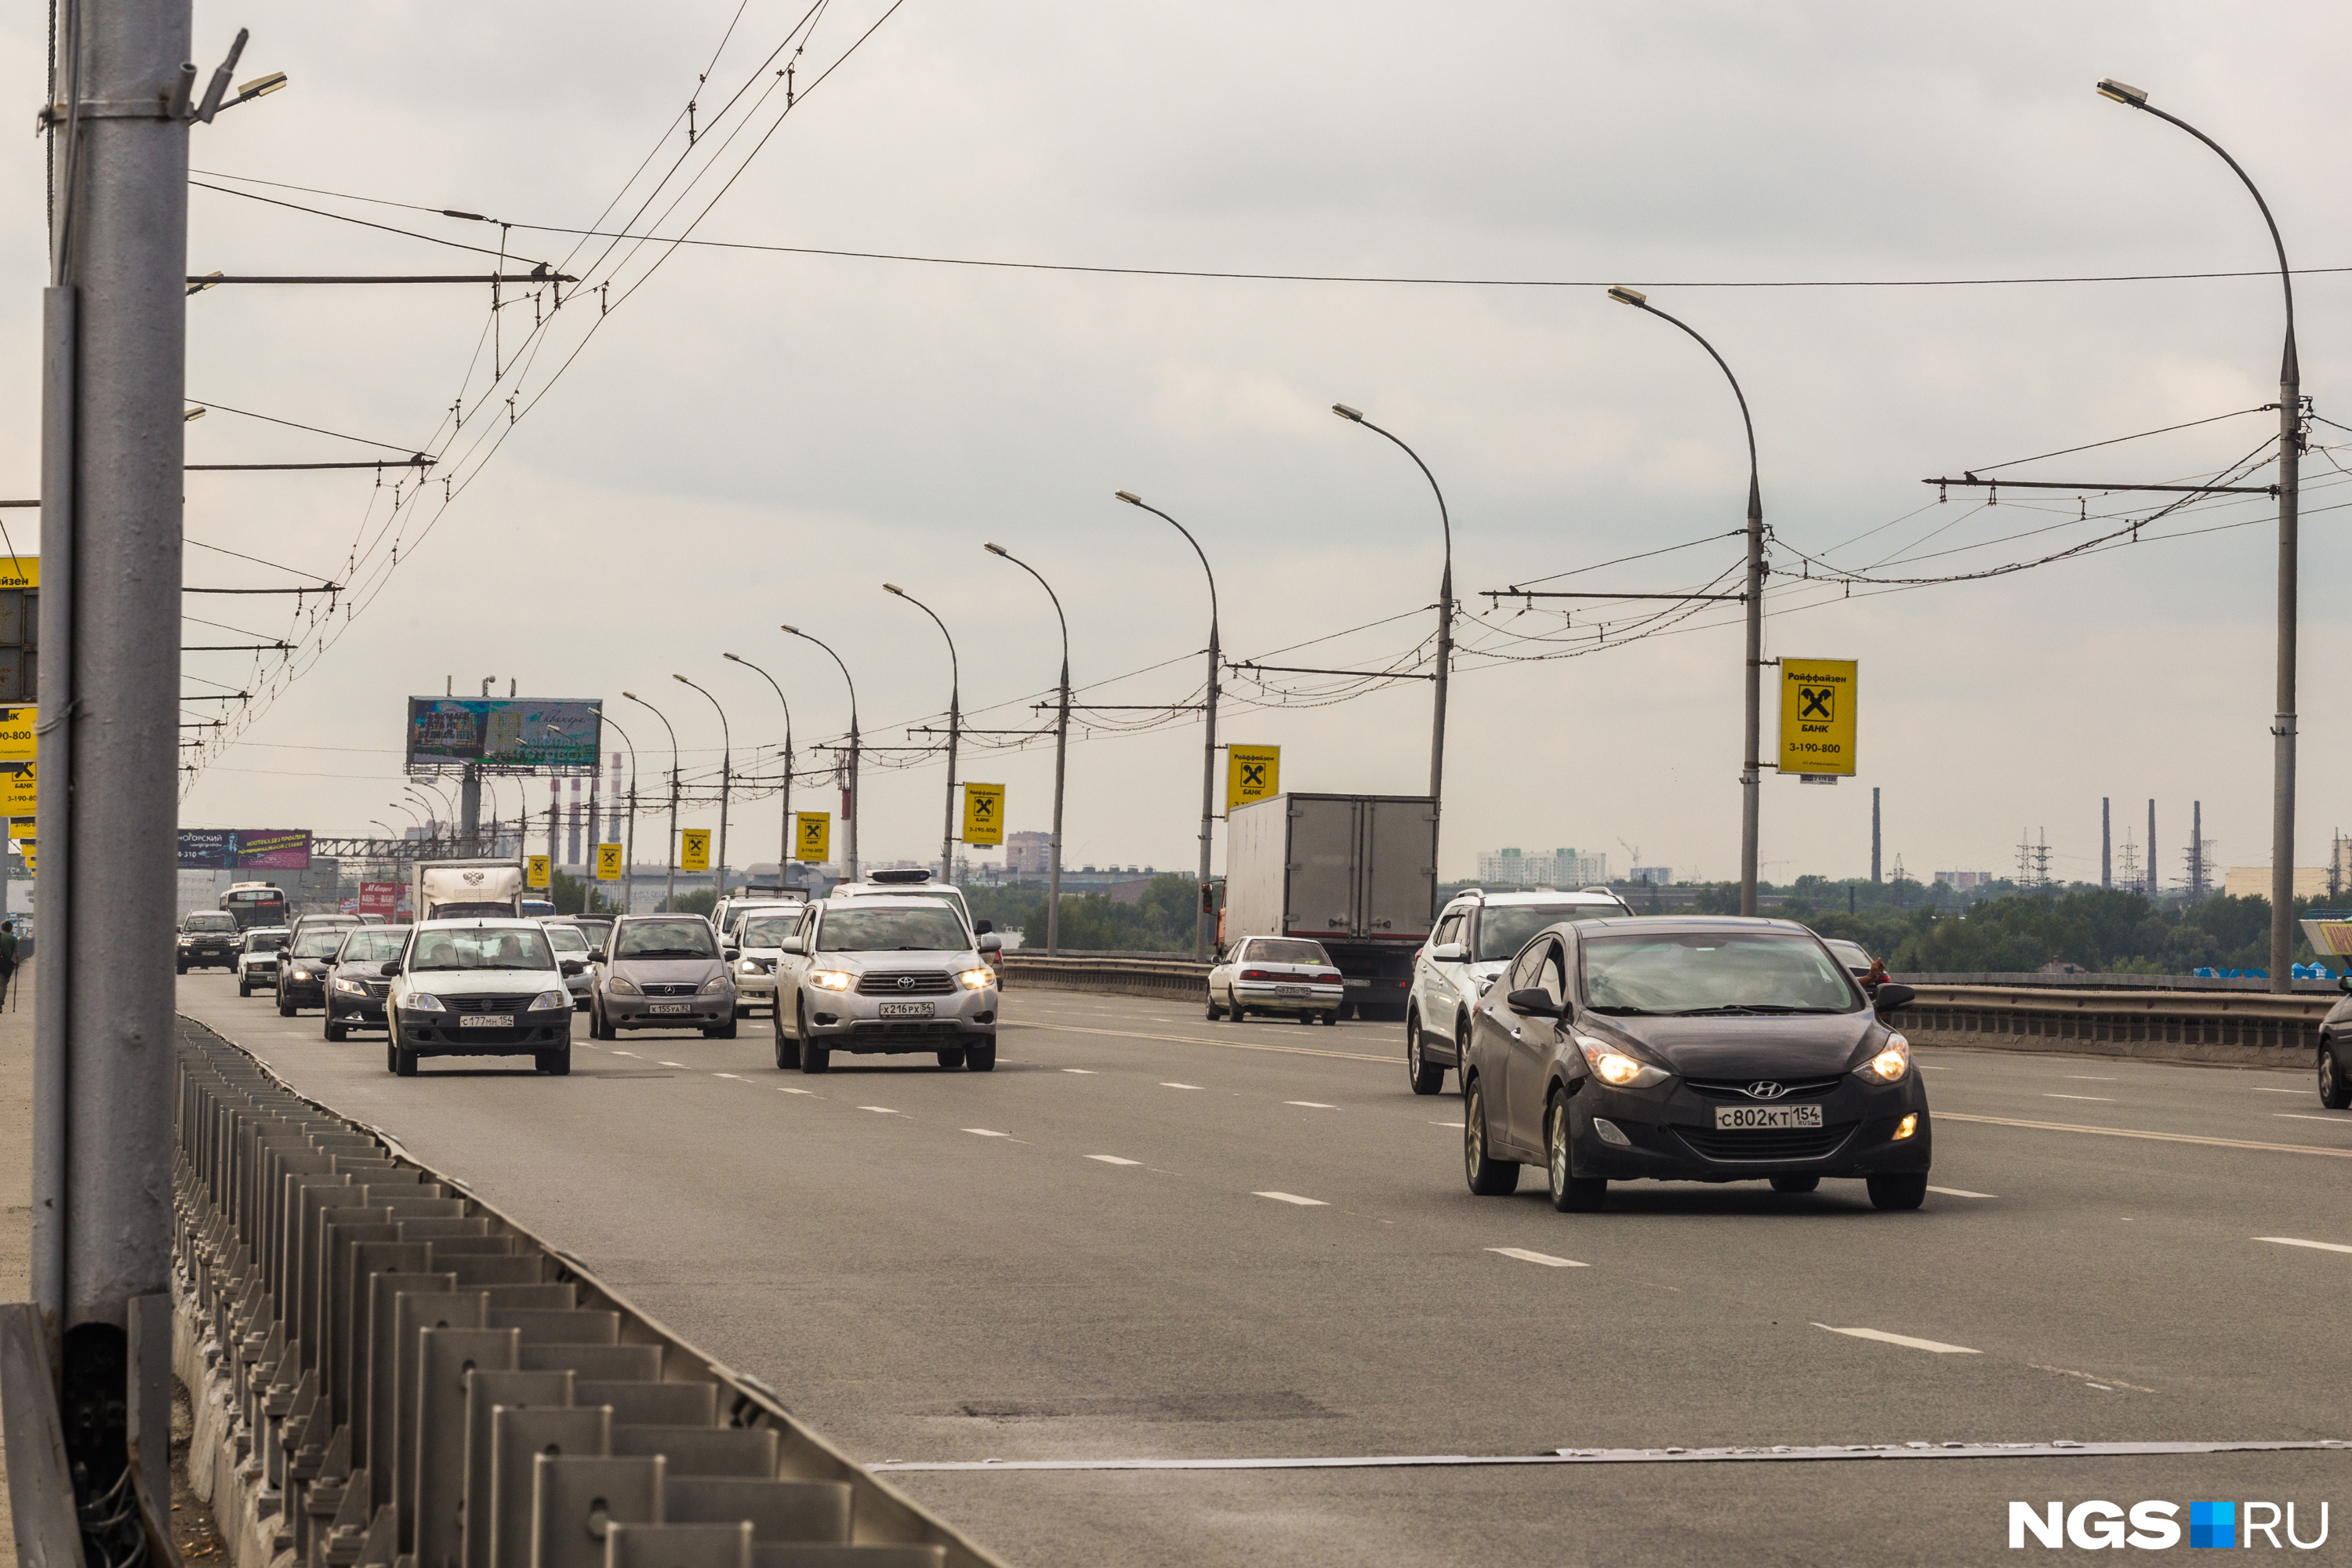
[411,858,528,923]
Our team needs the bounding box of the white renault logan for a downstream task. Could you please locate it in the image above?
[382,918,585,1077]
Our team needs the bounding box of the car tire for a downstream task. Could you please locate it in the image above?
[536,1047,571,1076]
[238,981,251,997]
[1463,1079,1519,1196]
[1866,1173,1928,1211]
[590,1002,613,1041]
[1230,1005,1248,1023]
[1455,1022,1473,1095]
[801,1041,830,1073]
[1547,1094,1607,1211]
[966,1040,997,1072]
[278,992,296,1017]
[325,1017,347,1043]
[394,1044,419,1077]
[703,1019,738,1040]
[1406,1023,1445,1096]
[386,1039,397,1073]
[176,962,187,975]
[574,997,590,1013]
[773,1010,801,1070]
[1205,997,1222,1021]
[1769,1174,1820,1194]
[2321,1041,2352,1109]
[938,1047,967,1069]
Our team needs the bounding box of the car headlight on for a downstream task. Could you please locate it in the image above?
[956,966,994,991]
[407,993,445,1011]
[807,969,855,992]
[333,977,365,994]
[1577,1036,1670,1090]
[1859,1033,1911,1083]
[292,969,312,982]
[606,975,641,996]
[700,974,731,994]
[528,990,569,1011]
[738,958,765,975]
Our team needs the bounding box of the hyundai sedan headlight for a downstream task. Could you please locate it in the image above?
[807,969,855,992]
[699,974,731,994]
[407,993,445,1012]
[1858,1033,1911,1083]
[292,968,313,982]
[333,977,366,994]
[1577,1036,1670,1090]
[528,990,569,1011]
[606,975,641,996]
[956,966,994,991]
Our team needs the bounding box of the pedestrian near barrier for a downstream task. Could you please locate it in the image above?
[0,917,22,1011]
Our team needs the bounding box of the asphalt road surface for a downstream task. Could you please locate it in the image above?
[177,975,2352,1566]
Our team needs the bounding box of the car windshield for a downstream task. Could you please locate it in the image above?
[739,915,797,948]
[1245,939,1331,966]
[1477,905,1607,962]
[408,927,557,971]
[543,926,590,954]
[183,913,236,933]
[293,931,345,958]
[1825,940,1871,967]
[1581,932,1858,1016]
[613,919,717,960]
[244,932,288,953]
[337,930,407,962]
[818,907,970,953]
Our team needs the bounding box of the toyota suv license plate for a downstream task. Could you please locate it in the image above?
[877,1001,935,1019]
[459,1014,514,1029]
[1713,1103,1824,1131]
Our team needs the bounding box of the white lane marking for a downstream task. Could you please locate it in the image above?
[1432,1120,1465,1129]
[874,1439,2343,1472]
[2256,1236,2352,1254]
[2086,1384,2113,1391]
[1939,1111,2352,1160]
[2254,1087,2312,1094]
[1062,1068,1098,1075]
[779,1087,815,1095]
[1160,1082,1204,1091]
[660,1061,686,1067]
[1926,1185,1997,1199]
[1285,1101,1338,1109]
[964,1128,1011,1137]
[2276,1113,2347,1123]
[2042,1094,2112,1102]
[1486,1247,1587,1269]
[860,1105,899,1115]
[713,1073,743,1080]
[1813,1323,1980,1355]
[1254,1191,1327,1206]
[1915,1065,1947,1070]
[1087,1155,1142,1166]
[612,1051,639,1058]
[2064,1076,2116,1081]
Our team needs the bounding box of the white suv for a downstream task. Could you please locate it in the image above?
[1403,887,1632,1095]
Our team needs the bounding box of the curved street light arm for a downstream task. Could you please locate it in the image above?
[2120,99,2294,363]
[781,626,859,731]
[1115,494,1219,629]
[1616,297,1760,512]
[723,652,793,753]
[984,545,1069,655]
[882,585,960,693]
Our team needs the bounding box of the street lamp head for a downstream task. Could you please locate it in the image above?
[1331,403,1364,422]
[984,543,1009,557]
[883,583,906,597]
[1606,285,1649,307]
[1114,490,1142,506]
[779,624,800,636]
[670,673,689,684]
[621,690,641,702]
[236,71,288,100]
[2096,78,2149,107]
[722,652,743,664]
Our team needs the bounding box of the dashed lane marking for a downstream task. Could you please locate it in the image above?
[860,1105,899,1115]
[1254,1191,1327,1206]
[1014,1020,1392,1065]
[778,1087,816,1095]
[612,1051,639,1058]
[1432,1121,1465,1129]
[1938,1112,2352,1160]
[1486,1247,1587,1269]
[1062,1068,1098,1075]
[1161,1082,1203,1090]
[2253,1087,2312,1094]
[2043,1094,2113,1102]
[1813,1324,1980,1355]
[1926,1185,1996,1199]
[713,1073,744,1080]
[872,1439,2347,1472]
[2256,1236,2352,1255]
[1087,1155,1142,1166]
[1285,1101,1338,1109]
[965,1129,1011,1138]
[660,1061,686,1067]
[2275,1113,2347,1123]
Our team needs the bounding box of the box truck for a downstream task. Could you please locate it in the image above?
[1223,793,1437,1020]
[410,858,527,923]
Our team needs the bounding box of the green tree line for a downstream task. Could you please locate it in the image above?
[1779,884,2321,975]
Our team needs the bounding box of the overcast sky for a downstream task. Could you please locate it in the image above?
[6,1,2349,884]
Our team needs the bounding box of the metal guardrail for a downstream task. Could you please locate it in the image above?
[1896,971,2341,994]
[170,1016,1000,1568]
[1896,983,2332,1061]
[1000,953,1209,1000]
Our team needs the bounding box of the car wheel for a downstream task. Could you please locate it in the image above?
[536,1047,571,1076]
[801,1040,830,1073]
[238,981,251,997]
[1547,1094,1606,1211]
[1406,1024,1445,1096]
[277,990,296,1017]
[394,1044,419,1077]
[703,1019,738,1040]
[966,1040,997,1072]
[773,1011,801,1071]
[1205,996,1221,1021]
[1455,1022,1473,1095]
[1463,1079,1519,1196]
[590,1000,612,1041]
[938,1047,968,1069]
[386,1038,397,1073]
[325,1017,347,1043]
[1866,1173,1927,1211]
[2321,1042,2352,1109]
[1230,1005,1248,1023]
[176,963,187,975]
[1769,1174,1820,1194]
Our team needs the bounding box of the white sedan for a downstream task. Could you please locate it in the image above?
[1206,936,1345,1025]
[383,919,586,1076]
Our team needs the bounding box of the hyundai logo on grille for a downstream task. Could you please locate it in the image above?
[896,975,916,991]
[1744,1081,1788,1100]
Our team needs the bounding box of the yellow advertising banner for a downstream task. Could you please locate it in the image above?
[0,762,33,816]
[795,812,831,864]
[1778,659,1857,777]
[680,829,711,872]
[0,557,38,590]
[961,782,1004,847]
[7,818,30,840]
[1225,744,1280,816]
[0,707,33,762]
[594,842,623,881]
[526,855,551,889]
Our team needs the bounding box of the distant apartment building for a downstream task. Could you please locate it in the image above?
[1006,831,1054,877]
[1933,870,1994,890]
[1477,846,1610,887]
[1628,865,1675,886]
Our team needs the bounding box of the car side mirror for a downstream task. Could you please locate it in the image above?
[778,935,805,955]
[723,946,739,961]
[973,919,993,935]
[1427,942,1465,963]
[2340,973,2352,995]
[1872,982,1916,1014]
[378,960,400,977]
[977,933,1004,953]
[1505,988,1563,1018]
[560,959,585,976]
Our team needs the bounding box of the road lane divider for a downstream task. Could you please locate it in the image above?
[1087,1155,1142,1166]
[1813,1324,1980,1354]
[1284,1101,1337,1109]
[2256,1236,2352,1254]
[1926,1185,1996,1199]
[1939,1111,2352,1159]
[1013,1020,1394,1065]
[2043,1094,2114,1102]
[1254,1192,1327,1206]
[1486,1247,1588,1269]
[965,1128,1011,1137]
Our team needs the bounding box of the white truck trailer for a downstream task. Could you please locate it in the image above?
[1222,793,1439,1021]
[410,858,527,923]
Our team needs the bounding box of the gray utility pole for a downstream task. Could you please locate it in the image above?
[1116,492,1221,959]
[1608,287,1766,916]
[624,690,680,909]
[985,544,1071,953]
[37,0,193,1503]
[545,792,558,901]
[673,673,731,902]
[1331,405,1454,904]
[884,584,961,885]
[2102,797,2112,889]
[2192,800,2205,899]
[783,625,860,881]
[605,712,637,915]
[2147,800,2158,896]
[460,760,481,852]
[724,652,793,895]
[2100,78,2300,989]
[1871,787,1882,884]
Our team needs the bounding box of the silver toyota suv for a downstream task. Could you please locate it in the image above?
[1405,886,1632,1095]
[771,895,1002,1073]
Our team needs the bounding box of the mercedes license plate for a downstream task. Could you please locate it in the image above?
[1713,1103,1823,1131]
[647,1003,692,1014]
[458,1014,513,1030]
[877,1001,935,1018]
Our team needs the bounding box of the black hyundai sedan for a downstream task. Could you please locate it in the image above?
[323,925,409,1040]
[1461,916,1929,1212]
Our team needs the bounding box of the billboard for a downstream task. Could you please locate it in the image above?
[359,881,400,916]
[176,828,314,870]
[406,698,601,769]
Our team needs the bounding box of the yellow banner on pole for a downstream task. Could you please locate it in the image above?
[1778,659,1857,777]
[1225,744,1280,816]
[0,707,34,763]
[961,782,1004,847]
[794,812,830,863]
[680,829,711,872]
[526,855,550,889]
[0,762,34,817]
[594,842,623,880]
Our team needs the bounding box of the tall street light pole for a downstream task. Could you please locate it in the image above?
[724,652,793,896]
[985,543,1071,953]
[885,583,963,885]
[604,711,638,916]
[1332,403,1454,902]
[2097,77,2301,992]
[624,690,681,911]
[1115,490,1221,960]
[783,625,861,882]
[673,673,732,906]
[1607,285,1766,917]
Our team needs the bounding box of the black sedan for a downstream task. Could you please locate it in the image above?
[1461,917,1930,1212]
[276,926,351,1015]
[324,925,409,1040]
